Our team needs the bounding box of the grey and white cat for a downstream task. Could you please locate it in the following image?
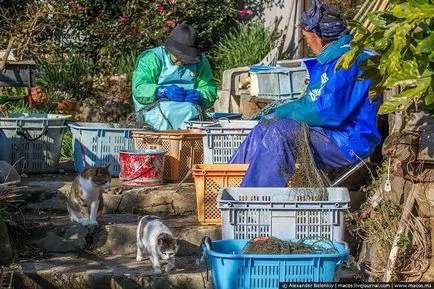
[66,164,111,226]
[136,215,178,274]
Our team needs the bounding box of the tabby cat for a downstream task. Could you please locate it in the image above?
[136,215,178,274]
[67,164,111,226]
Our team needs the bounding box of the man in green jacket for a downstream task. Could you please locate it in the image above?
[132,24,218,130]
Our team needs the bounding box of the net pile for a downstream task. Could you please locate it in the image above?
[242,236,338,255]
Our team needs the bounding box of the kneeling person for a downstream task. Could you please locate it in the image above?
[132,24,217,130]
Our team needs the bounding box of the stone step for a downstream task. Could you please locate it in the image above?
[18,175,197,216]
[13,253,212,289]
[11,253,362,289]
[12,214,221,256]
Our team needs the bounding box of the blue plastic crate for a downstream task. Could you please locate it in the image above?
[69,122,141,177]
[206,239,348,289]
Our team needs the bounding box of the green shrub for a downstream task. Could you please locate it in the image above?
[6,100,55,114]
[0,88,27,100]
[61,130,73,159]
[0,0,238,75]
[210,21,276,84]
[37,50,94,102]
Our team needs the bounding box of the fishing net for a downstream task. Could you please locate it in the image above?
[264,116,327,199]
[242,236,338,255]
[115,100,208,130]
[293,122,327,200]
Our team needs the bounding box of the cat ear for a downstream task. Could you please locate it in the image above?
[101,163,111,169]
[157,235,165,245]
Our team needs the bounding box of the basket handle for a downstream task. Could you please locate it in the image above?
[16,125,48,142]
[195,236,213,289]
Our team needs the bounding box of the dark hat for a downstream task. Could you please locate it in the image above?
[165,24,201,64]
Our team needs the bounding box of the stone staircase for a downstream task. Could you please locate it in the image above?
[5,171,366,289]
[8,174,218,289]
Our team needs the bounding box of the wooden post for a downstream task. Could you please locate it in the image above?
[383,184,417,281]
[240,95,274,118]
[0,38,14,72]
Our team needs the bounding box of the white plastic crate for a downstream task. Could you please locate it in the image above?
[250,66,307,99]
[217,187,350,241]
[184,120,215,129]
[0,113,68,173]
[201,120,258,164]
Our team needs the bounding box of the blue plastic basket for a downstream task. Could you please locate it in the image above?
[69,122,141,177]
[206,239,348,289]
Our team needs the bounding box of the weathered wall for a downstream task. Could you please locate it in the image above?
[241,0,310,59]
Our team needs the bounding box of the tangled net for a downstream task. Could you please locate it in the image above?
[242,236,338,255]
[113,100,208,130]
[295,122,327,200]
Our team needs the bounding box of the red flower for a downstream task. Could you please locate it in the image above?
[157,4,165,13]
[166,20,175,28]
[239,9,253,16]
[131,27,138,34]
[120,16,128,24]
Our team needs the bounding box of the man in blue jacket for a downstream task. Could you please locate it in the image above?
[230,0,381,187]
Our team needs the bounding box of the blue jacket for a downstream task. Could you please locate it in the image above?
[273,35,381,162]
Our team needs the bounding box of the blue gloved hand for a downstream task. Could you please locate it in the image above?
[185,89,203,105]
[156,85,186,102]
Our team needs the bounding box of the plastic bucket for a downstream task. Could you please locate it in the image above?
[119,150,166,186]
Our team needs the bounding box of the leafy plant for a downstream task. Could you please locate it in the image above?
[61,130,73,159]
[210,21,276,84]
[6,100,55,113]
[337,0,434,114]
[0,88,27,100]
[37,50,94,102]
[321,0,365,19]
[0,0,238,75]
[115,49,140,82]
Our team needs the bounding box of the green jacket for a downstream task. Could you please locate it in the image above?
[132,46,218,109]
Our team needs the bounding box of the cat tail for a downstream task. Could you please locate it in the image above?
[137,216,147,249]
[137,215,160,222]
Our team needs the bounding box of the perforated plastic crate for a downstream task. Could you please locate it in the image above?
[69,122,139,177]
[192,164,248,225]
[201,120,258,164]
[218,187,350,241]
[205,239,348,289]
[184,120,215,129]
[250,66,307,99]
[133,130,203,182]
[0,113,68,173]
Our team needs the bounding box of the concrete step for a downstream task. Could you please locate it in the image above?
[18,175,197,216]
[13,253,212,289]
[12,214,221,256]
